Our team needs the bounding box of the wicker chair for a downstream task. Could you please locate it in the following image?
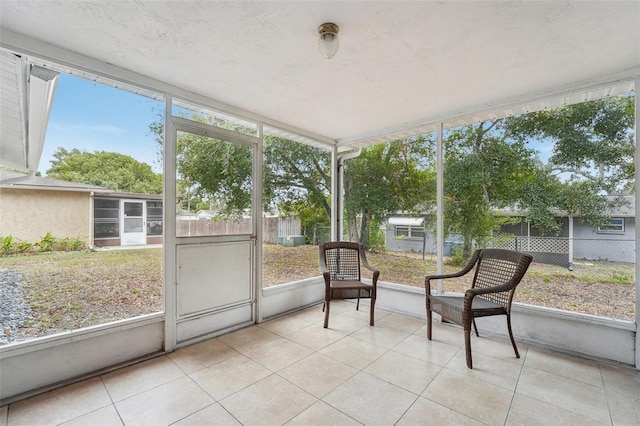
[319,241,379,328]
[425,248,533,369]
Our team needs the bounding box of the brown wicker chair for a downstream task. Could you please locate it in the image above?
[319,241,379,328]
[425,248,533,369]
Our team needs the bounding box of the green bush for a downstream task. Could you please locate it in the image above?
[0,234,87,256]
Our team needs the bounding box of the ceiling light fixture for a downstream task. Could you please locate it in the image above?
[318,23,339,59]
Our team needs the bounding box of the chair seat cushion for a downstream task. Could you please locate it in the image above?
[330,280,372,290]
[428,295,507,323]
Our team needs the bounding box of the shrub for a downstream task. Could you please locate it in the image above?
[0,234,88,256]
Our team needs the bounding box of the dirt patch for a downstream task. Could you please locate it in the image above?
[0,245,635,344]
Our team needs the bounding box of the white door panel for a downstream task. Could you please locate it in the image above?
[177,241,252,317]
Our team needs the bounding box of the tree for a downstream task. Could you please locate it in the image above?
[263,136,332,228]
[505,96,634,232]
[175,132,252,218]
[505,96,635,193]
[444,121,538,256]
[344,136,436,249]
[444,96,634,256]
[46,148,162,194]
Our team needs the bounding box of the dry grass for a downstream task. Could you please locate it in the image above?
[0,244,635,343]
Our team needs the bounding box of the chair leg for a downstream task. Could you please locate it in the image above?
[356,296,360,311]
[323,300,330,328]
[426,306,432,341]
[464,328,473,369]
[369,294,375,326]
[472,318,479,337]
[322,301,326,312]
[506,313,520,359]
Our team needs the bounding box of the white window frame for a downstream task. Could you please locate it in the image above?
[597,217,625,234]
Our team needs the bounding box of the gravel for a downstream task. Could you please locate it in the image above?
[0,268,31,345]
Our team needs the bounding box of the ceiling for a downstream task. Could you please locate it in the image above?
[0,1,638,151]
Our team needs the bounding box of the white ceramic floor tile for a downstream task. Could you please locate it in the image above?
[258,315,316,337]
[600,363,640,399]
[167,338,239,374]
[340,304,391,323]
[445,350,522,390]
[375,312,425,333]
[173,403,241,426]
[524,346,602,387]
[397,396,483,426]
[217,325,281,353]
[6,308,639,426]
[606,391,640,426]
[115,376,213,426]
[285,323,346,351]
[506,393,607,426]
[423,369,513,425]
[286,400,361,426]
[324,372,417,426]
[241,337,313,371]
[59,405,124,426]
[516,366,610,424]
[322,313,369,334]
[364,350,442,394]
[279,352,358,398]
[350,324,411,349]
[190,354,271,400]
[102,356,185,402]
[319,336,387,370]
[392,334,461,367]
[7,378,112,426]
[220,374,316,426]
[465,333,526,365]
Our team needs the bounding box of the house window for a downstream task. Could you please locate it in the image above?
[147,201,163,236]
[597,217,625,234]
[395,225,424,238]
[94,198,119,238]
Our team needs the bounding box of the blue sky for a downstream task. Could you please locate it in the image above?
[41,74,164,175]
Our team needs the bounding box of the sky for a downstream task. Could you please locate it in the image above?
[40,74,164,175]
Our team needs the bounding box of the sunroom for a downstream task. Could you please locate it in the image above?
[0,1,638,422]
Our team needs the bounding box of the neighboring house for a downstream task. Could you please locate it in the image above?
[0,170,164,248]
[385,216,461,256]
[386,197,636,265]
[93,193,163,247]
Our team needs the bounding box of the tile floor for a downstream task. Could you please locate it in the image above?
[2,301,639,425]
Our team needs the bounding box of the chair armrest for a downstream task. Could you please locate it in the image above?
[318,246,331,285]
[425,249,481,293]
[359,248,380,286]
[462,280,515,311]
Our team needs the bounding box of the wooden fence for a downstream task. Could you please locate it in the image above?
[177,217,301,243]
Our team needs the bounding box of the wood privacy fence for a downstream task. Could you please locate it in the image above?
[177,217,301,243]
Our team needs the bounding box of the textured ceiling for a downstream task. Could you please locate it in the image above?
[0,1,638,147]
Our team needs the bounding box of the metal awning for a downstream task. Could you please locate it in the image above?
[0,50,58,173]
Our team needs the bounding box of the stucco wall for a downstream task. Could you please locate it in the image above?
[0,188,92,243]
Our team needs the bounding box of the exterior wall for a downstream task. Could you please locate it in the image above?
[573,218,635,263]
[501,217,636,264]
[385,226,437,253]
[0,188,91,243]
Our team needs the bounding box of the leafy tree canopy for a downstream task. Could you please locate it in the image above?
[344,136,436,248]
[46,148,162,194]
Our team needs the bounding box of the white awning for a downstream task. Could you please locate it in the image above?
[0,51,58,173]
[388,217,425,227]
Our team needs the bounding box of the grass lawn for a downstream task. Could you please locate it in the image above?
[0,244,635,343]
